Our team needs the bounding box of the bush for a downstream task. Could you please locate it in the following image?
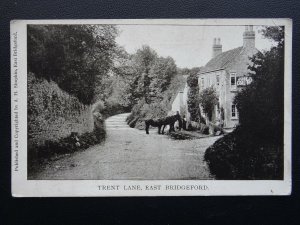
[126,99,171,130]
[187,121,200,131]
[28,126,106,175]
[199,87,218,121]
[200,124,210,134]
[34,128,105,159]
[103,100,131,118]
[28,73,94,148]
[28,73,103,166]
[204,127,283,179]
[126,74,185,130]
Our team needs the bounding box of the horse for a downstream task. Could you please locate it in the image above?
[145,112,182,135]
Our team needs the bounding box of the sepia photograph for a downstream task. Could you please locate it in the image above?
[26,23,285,180]
[11,19,292,196]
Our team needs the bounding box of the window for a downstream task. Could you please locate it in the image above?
[201,78,204,88]
[216,75,220,85]
[231,104,238,119]
[230,73,237,89]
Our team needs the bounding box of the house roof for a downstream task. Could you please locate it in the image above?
[199,46,244,74]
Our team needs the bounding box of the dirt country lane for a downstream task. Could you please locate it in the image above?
[32,113,220,180]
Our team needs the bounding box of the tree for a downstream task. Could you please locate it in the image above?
[186,70,200,121]
[199,87,218,121]
[28,24,118,105]
[132,45,158,103]
[124,47,183,128]
[149,56,177,100]
[120,45,158,105]
[234,26,284,145]
[260,26,284,48]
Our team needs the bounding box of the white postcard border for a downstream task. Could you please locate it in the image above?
[11,19,292,197]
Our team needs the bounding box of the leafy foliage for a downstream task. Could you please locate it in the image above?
[127,45,158,105]
[204,127,283,179]
[199,87,218,121]
[149,56,177,99]
[126,73,185,130]
[27,73,95,156]
[27,24,119,171]
[260,26,285,48]
[124,46,184,129]
[234,26,284,145]
[28,24,118,104]
[186,69,200,121]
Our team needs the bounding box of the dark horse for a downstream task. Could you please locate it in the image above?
[145,112,182,134]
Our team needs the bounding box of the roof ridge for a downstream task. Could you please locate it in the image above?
[220,46,244,68]
[219,46,242,55]
[198,46,244,74]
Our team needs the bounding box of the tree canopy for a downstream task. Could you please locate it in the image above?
[119,45,178,107]
[28,25,118,104]
[28,26,187,122]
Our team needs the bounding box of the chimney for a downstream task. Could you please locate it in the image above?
[243,25,255,49]
[212,37,222,58]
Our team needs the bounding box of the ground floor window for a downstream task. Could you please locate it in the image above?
[231,104,238,119]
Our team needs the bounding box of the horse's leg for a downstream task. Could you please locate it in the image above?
[158,125,161,134]
[145,121,149,134]
[169,123,174,133]
[162,125,166,134]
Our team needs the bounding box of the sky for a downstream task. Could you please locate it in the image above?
[115,25,275,69]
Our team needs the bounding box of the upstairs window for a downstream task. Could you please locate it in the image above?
[230,73,237,89]
[231,104,238,119]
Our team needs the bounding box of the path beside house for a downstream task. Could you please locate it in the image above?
[31,113,220,180]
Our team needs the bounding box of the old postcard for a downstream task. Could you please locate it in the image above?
[11,19,292,196]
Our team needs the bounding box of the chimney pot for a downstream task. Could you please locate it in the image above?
[243,25,255,49]
[212,37,222,58]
